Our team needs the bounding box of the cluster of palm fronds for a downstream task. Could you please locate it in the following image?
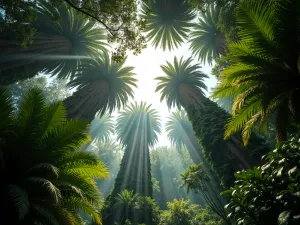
[0,87,108,225]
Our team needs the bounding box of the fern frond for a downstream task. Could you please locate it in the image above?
[8,185,30,220]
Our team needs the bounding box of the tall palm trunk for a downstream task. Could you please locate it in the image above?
[182,126,227,205]
[0,34,72,85]
[104,131,153,225]
[183,96,268,188]
[111,136,152,197]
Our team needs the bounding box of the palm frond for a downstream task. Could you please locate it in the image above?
[156,56,208,109]
[8,185,30,220]
[0,1,109,84]
[26,177,62,203]
[213,0,300,144]
[116,101,161,146]
[189,4,225,65]
[165,110,193,148]
[64,54,137,121]
[141,0,195,50]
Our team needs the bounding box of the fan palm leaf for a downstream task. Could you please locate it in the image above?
[165,110,193,148]
[155,56,208,109]
[212,0,300,145]
[90,114,114,143]
[0,0,109,84]
[0,87,108,225]
[141,0,195,50]
[115,101,161,147]
[189,4,225,65]
[64,53,137,121]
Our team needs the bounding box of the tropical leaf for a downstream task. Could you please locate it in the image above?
[212,0,300,144]
[0,88,107,224]
[64,53,137,121]
[189,4,225,65]
[141,0,195,50]
[116,102,161,146]
[8,185,30,220]
[156,56,208,109]
[0,0,109,84]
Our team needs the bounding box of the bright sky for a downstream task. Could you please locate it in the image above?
[123,41,217,147]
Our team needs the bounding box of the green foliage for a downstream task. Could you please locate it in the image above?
[103,190,159,225]
[0,0,109,84]
[8,76,71,107]
[160,199,191,225]
[181,164,210,193]
[212,0,300,145]
[222,134,300,225]
[0,0,37,47]
[64,53,137,121]
[63,0,147,62]
[211,55,232,79]
[1,0,146,62]
[152,178,161,194]
[159,199,224,225]
[181,164,230,224]
[142,0,195,50]
[189,4,225,65]
[155,56,208,109]
[104,102,161,225]
[87,140,123,197]
[116,102,161,147]
[0,87,109,225]
[150,146,205,209]
[186,98,268,188]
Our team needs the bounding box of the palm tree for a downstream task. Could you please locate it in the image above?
[0,0,108,85]
[166,110,202,163]
[81,113,114,151]
[189,4,225,65]
[103,102,161,225]
[156,56,268,188]
[0,87,108,225]
[166,110,225,204]
[90,113,114,142]
[141,0,195,50]
[114,190,140,222]
[114,102,161,196]
[212,0,300,144]
[64,53,137,122]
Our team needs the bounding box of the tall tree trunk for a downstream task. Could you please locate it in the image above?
[183,128,227,205]
[103,132,153,225]
[184,97,269,188]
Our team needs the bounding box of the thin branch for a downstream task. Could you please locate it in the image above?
[62,0,121,34]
